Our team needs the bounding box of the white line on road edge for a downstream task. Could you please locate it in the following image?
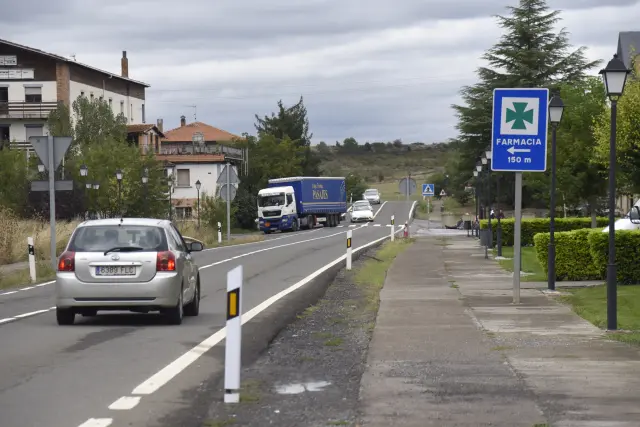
[0,307,55,325]
[0,280,55,298]
[408,201,417,220]
[198,226,367,270]
[128,228,404,397]
[78,418,113,427]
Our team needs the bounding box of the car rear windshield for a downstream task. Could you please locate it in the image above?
[354,205,370,211]
[365,190,378,195]
[67,225,169,252]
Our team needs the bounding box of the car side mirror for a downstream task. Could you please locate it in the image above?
[189,241,204,252]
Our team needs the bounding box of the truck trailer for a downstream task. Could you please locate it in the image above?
[257,176,347,233]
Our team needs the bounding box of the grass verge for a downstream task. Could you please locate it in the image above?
[352,238,415,314]
[559,285,640,345]
[0,262,56,290]
[493,246,546,282]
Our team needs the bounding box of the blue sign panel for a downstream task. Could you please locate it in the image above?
[491,88,549,172]
[422,184,434,196]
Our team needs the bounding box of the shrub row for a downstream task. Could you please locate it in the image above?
[479,217,608,246]
[533,228,640,284]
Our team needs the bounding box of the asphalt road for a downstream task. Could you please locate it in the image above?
[0,200,413,427]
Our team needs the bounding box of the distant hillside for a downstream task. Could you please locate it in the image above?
[315,141,451,183]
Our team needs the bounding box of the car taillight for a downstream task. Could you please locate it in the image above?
[58,251,75,272]
[156,251,176,271]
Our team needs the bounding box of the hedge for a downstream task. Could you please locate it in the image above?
[480,217,608,246]
[588,230,640,285]
[533,229,601,281]
[533,228,640,284]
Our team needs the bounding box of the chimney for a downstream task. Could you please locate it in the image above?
[121,51,129,78]
[156,118,163,133]
[180,115,186,127]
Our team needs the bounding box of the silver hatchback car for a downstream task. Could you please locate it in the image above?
[55,218,203,326]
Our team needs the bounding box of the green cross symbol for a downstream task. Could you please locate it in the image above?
[505,102,534,130]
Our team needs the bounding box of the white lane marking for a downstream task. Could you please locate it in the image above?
[373,224,382,227]
[14,308,51,318]
[0,318,15,324]
[337,225,344,228]
[108,396,141,410]
[0,280,56,297]
[372,201,388,219]
[198,226,366,271]
[348,225,356,228]
[78,419,113,427]
[408,200,417,220]
[130,227,404,397]
[202,228,321,252]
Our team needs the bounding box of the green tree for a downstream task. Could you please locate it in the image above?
[0,148,29,213]
[450,0,599,208]
[555,77,607,224]
[200,195,236,231]
[593,77,640,195]
[346,173,368,201]
[254,96,320,175]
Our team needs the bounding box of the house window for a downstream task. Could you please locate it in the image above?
[90,93,94,100]
[175,207,193,219]
[80,91,85,96]
[120,101,124,115]
[176,169,190,187]
[130,103,133,122]
[99,95,103,101]
[108,98,112,109]
[25,124,44,142]
[142,104,145,123]
[24,86,42,103]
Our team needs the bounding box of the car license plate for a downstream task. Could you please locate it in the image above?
[96,266,136,276]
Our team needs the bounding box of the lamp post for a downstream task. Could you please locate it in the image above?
[90,182,100,219]
[476,164,482,238]
[483,150,493,249]
[600,54,631,331]
[80,164,89,220]
[547,93,565,291]
[115,169,123,217]
[195,179,202,229]
[495,171,503,257]
[473,170,479,236]
[142,167,149,217]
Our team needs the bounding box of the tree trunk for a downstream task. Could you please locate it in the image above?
[588,197,597,228]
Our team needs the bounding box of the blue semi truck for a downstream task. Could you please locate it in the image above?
[257,176,347,233]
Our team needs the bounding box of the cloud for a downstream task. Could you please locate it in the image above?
[2,0,639,142]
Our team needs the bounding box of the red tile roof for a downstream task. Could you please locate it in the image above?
[162,121,241,143]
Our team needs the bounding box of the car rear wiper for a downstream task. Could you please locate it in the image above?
[104,246,144,255]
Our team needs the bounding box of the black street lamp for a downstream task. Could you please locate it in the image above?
[142,167,149,217]
[600,53,631,331]
[473,169,479,236]
[115,169,123,217]
[547,93,565,291]
[476,164,482,237]
[195,179,202,228]
[483,150,493,249]
[80,164,89,220]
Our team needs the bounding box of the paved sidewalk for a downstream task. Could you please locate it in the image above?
[358,238,544,426]
[359,235,640,426]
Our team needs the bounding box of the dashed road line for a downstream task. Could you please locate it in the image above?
[108,396,141,410]
[78,419,113,427]
[0,280,55,298]
[0,306,56,325]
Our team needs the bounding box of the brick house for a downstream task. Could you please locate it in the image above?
[0,38,149,152]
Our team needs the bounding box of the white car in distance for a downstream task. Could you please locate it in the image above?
[350,204,374,223]
[363,189,381,204]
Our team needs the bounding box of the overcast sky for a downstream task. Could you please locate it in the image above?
[3,0,639,143]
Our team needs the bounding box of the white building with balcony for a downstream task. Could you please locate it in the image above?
[0,38,149,151]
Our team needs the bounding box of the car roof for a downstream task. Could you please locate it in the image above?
[76,218,171,228]
[365,189,378,192]
[354,200,370,203]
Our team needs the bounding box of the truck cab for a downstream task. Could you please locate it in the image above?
[257,186,299,233]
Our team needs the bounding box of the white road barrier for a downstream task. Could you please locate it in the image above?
[224,265,243,404]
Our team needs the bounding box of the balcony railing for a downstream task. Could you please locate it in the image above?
[0,101,58,119]
[160,143,244,160]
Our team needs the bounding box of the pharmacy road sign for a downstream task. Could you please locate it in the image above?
[491,88,549,172]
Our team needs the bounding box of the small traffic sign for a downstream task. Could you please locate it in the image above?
[491,88,549,172]
[217,164,239,184]
[422,184,434,196]
[398,177,417,195]
[440,189,446,197]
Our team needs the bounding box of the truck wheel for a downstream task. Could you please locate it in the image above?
[292,219,299,232]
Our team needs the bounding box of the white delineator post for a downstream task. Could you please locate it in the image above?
[27,237,36,283]
[346,230,353,270]
[390,215,395,242]
[217,221,222,244]
[224,265,243,403]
